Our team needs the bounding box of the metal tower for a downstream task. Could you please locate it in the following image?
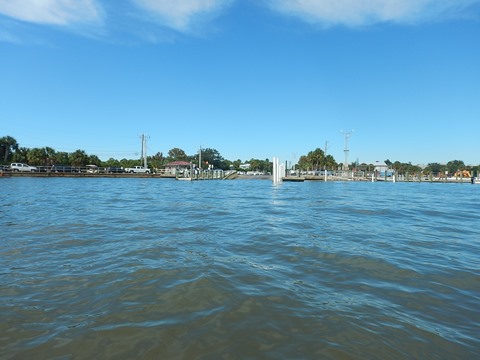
[340,130,354,170]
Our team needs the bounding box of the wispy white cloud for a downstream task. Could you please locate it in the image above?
[0,0,478,44]
[131,0,232,32]
[0,0,102,26]
[266,0,480,26]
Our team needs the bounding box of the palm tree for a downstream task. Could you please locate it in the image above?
[12,147,29,163]
[308,148,325,170]
[88,154,101,166]
[27,148,47,165]
[69,150,89,167]
[44,147,56,166]
[0,135,19,163]
[54,152,70,165]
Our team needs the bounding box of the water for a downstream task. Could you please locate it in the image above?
[1,177,479,359]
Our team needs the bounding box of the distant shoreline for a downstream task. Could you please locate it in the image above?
[1,172,476,184]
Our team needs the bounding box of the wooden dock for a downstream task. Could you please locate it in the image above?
[282,177,305,182]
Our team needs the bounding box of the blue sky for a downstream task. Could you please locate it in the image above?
[1,0,479,166]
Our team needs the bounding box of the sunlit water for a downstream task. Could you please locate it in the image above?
[1,177,479,359]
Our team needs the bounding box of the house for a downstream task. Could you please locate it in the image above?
[374,161,393,176]
[164,161,192,175]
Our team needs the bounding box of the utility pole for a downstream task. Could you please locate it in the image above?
[324,141,330,171]
[140,134,144,166]
[340,130,354,170]
[140,134,149,168]
[198,146,202,170]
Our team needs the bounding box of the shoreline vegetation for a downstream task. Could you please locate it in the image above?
[1,135,478,179]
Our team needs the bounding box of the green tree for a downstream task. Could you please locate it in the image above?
[118,158,140,168]
[103,157,122,167]
[27,148,47,166]
[298,148,337,171]
[44,147,56,166]
[167,148,187,161]
[199,148,227,169]
[264,158,273,173]
[307,148,325,170]
[25,147,56,166]
[54,152,70,164]
[424,162,444,175]
[148,152,165,170]
[297,155,309,171]
[245,158,271,173]
[88,154,101,166]
[248,159,261,172]
[232,159,242,169]
[392,161,402,172]
[0,135,19,163]
[69,150,89,167]
[324,154,337,169]
[12,147,28,163]
[223,159,233,170]
[446,160,465,175]
[385,160,421,175]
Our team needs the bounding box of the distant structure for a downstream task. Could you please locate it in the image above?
[272,157,285,184]
[340,130,354,170]
[324,141,330,157]
[140,134,149,168]
[198,146,202,169]
[165,161,191,175]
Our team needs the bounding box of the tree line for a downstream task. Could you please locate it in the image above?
[0,136,274,172]
[1,135,477,175]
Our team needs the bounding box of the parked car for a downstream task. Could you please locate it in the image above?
[85,165,99,173]
[106,166,124,173]
[50,164,78,173]
[124,166,150,174]
[10,163,38,172]
[0,165,11,172]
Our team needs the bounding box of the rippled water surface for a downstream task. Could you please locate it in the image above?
[1,177,479,359]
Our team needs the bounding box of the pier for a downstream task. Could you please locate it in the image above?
[176,169,226,181]
[283,172,475,183]
[1,168,476,184]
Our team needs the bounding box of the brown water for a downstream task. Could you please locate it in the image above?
[1,178,479,359]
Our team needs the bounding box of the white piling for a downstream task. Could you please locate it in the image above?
[272,157,283,184]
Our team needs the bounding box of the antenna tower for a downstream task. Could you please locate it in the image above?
[340,130,354,170]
